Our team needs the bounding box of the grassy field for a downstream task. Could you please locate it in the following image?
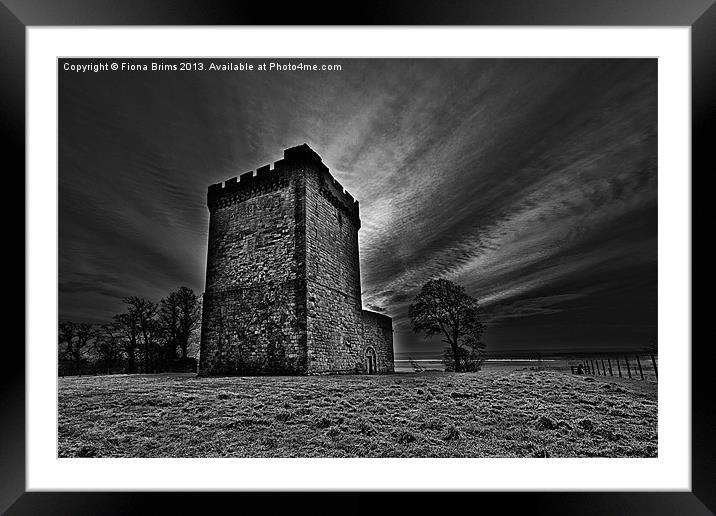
[58,368,657,458]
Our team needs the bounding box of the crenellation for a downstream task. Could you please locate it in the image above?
[208,144,360,223]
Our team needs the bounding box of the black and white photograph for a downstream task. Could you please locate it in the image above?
[58,57,658,459]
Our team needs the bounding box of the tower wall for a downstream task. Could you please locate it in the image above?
[199,144,393,376]
[198,159,307,375]
[304,161,364,373]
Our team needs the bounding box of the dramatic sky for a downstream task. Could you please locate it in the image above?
[59,58,657,356]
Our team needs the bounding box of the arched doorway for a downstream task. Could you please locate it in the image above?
[364,347,377,374]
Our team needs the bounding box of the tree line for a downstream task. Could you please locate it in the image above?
[58,286,201,375]
[60,278,486,376]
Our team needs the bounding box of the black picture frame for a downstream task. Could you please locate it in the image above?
[3,1,710,514]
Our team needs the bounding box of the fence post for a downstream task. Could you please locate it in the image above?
[625,356,632,379]
[591,359,596,375]
[607,358,613,376]
[616,358,622,377]
[596,360,601,375]
[651,354,658,379]
[636,355,644,380]
[601,359,607,376]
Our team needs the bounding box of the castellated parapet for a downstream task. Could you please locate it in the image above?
[199,144,394,375]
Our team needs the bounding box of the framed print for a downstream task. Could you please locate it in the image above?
[5,0,711,513]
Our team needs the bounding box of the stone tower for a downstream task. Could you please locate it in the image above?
[198,144,394,376]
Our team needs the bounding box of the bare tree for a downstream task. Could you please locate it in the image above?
[93,323,122,374]
[159,286,200,364]
[114,310,139,373]
[58,321,77,363]
[123,297,159,373]
[159,291,181,362]
[71,323,95,375]
[408,279,486,372]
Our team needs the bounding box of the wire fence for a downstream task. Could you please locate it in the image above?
[569,354,657,381]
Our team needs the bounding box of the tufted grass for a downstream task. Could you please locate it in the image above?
[58,368,657,458]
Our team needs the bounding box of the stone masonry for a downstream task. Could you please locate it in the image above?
[198,144,394,375]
